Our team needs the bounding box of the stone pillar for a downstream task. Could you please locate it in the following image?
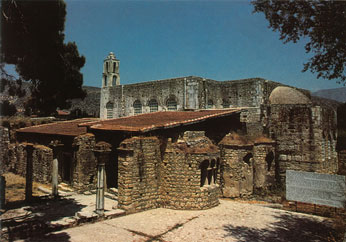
[25,144,34,201]
[50,143,64,198]
[93,142,111,215]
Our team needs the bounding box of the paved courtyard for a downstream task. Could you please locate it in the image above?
[19,199,336,242]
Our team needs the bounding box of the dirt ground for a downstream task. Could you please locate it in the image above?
[3,172,49,204]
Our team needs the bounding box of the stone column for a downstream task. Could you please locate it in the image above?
[93,143,111,215]
[25,144,34,202]
[50,143,63,198]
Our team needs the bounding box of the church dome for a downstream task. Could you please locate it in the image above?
[269,86,311,105]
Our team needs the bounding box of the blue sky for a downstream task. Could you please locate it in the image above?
[6,0,344,91]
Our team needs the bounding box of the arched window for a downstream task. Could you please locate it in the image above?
[222,99,230,108]
[133,100,142,114]
[103,75,107,87]
[149,99,158,112]
[199,160,209,187]
[265,151,274,171]
[207,99,213,109]
[113,62,116,73]
[106,62,109,72]
[208,159,216,185]
[166,98,177,111]
[112,76,117,86]
[106,102,114,119]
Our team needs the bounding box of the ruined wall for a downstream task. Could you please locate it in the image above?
[31,145,53,184]
[219,144,254,198]
[160,131,220,210]
[117,136,161,213]
[269,104,338,183]
[253,142,276,190]
[206,78,264,108]
[0,127,10,174]
[7,143,53,184]
[72,133,97,191]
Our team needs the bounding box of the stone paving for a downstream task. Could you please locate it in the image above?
[14,199,337,242]
[0,190,124,241]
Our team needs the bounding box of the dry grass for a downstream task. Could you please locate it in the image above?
[3,172,50,203]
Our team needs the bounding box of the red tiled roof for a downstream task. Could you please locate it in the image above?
[17,118,98,137]
[80,109,242,133]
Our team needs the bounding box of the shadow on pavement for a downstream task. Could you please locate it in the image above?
[223,212,337,242]
[23,231,71,242]
[2,196,86,241]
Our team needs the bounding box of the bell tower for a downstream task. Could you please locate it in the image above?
[102,52,120,87]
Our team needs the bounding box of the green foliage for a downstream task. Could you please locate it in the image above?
[1,0,86,116]
[0,100,17,116]
[252,0,346,84]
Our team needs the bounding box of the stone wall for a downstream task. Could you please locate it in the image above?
[160,131,220,210]
[338,150,346,175]
[31,145,53,184]
[219,139,276,198]
[6,143,52,184]
[116,131,220,213]
[117,136,161,213]
[219,144,254,197]
[72,133,97,191]
[269,104,338,183]
[253,142,276,190]
[0,127,10,174]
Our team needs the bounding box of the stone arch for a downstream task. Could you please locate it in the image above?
[133,100,142,114]
[222,99,230,108]
[148,99,158,113]
[166,97,177,111]
[265,151,274,171]
[106,102,114,119]
[207,99,214,109]
[199,160,209,187]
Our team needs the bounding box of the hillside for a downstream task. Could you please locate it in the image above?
[1,80,100,116]
[312,87,346,103]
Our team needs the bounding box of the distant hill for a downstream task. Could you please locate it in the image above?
[1,80,100,117]
[70,86,100,117]
[312,87,346,103]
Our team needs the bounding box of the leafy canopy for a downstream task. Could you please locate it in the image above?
[1,0,86,116]
[252,0,346,84]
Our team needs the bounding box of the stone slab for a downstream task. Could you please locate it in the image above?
[286,170,346,208]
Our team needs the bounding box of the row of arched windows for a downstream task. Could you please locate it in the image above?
[133,98,177,114]
[200,159,220,187]
[103,75,119,87]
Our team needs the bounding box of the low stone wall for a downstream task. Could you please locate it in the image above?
[161,142,220,210]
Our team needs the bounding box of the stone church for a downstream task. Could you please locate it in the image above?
[5,52,338,213]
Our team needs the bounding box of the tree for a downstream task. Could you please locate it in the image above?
[252,0,346,84]
[1,0,86,116]
[0,100,17,116]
